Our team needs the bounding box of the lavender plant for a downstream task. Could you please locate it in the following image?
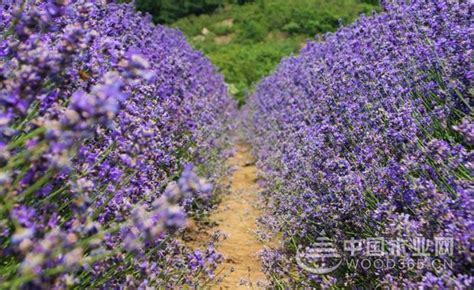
[0,0,234,288]
[246,0,473,287]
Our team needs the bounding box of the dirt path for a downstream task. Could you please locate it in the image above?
[187,141,268,288]
[211,142,267,288]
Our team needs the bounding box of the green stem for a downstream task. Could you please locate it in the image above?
[7,127,46,150]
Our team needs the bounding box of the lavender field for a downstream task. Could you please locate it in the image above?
[0,0,472,288]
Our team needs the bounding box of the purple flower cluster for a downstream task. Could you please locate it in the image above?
[246,0,472,287]
[1,0,233,288]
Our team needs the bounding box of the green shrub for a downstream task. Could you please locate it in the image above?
[237,20,267,42]
[211,23,234,36]
[282,21,301,35]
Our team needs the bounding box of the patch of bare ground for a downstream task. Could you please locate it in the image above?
[184,142,271,289]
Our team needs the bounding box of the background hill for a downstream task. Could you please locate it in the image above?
[136,0,380,105]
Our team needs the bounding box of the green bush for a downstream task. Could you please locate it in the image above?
[211,23,234,36]
[237,20,267,43]
[282,21,301,35]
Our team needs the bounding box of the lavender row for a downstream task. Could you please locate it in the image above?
[246,0,472,287]
[0,1,235,288]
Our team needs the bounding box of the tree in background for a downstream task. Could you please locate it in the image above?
[135,0,254,24]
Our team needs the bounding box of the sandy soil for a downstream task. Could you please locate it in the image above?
[186,142,269,289]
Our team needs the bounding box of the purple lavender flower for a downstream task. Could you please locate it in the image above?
[0,1,235,288]
[246,0,473,287]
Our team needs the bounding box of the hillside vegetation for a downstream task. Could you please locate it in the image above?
[170,0,380,105]
[134,0,260,24]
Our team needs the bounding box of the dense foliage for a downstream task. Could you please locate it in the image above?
[0,1,234,288]
[246,0,473,287]
[172,0,379,105]
[135,0,224,24]
[134,0,255,24]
